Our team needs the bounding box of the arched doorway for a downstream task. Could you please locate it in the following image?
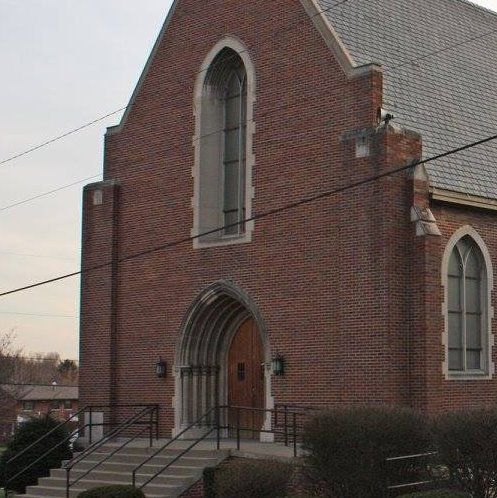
[174,281,273,439]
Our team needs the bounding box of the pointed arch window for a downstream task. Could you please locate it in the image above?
[446,235,490,375]
[222,61,247,235]
[194,45,254,246]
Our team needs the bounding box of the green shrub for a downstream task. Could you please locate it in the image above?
[434,407,497,498]
[0,415,72,494]
[398,491,470,498]
[77,486,145,498]
[214,459,293,498]
[302,405,432,498]
[203,466,216,498]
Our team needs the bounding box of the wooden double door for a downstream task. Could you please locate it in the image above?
[227,318,264,439]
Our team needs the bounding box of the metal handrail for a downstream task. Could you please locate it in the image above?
[132,405,222,487]
[6,405,87,466]
[67,418,154,492]
[65,405,155,469]
[137,427,217,490]
[133,404,303,492]
[386,450,440,494]
[65,405,158,498]
[5,423,90,489]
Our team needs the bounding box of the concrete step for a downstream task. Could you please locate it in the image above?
[69,451,222,466]
[52,465,201,480]
[49,468,198,486]
[91,447,221,459]
[14,446,228,498]
[26,477,181,497]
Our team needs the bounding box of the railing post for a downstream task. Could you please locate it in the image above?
[132,469,136,488]
[149,409,153,448]
[155,405,159,441]
[215,405,220,450]
[284,406,288,447]
[293,412,297,458]
[236,408,240,451]
[66,467,70,498]
[4,461,8,498]
[88,406,93,445]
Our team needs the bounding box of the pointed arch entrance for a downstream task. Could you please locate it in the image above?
[173,281,273,439]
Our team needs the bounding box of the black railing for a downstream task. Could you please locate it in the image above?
[131,404,304,493]
[386,451,440,495]
[2,403,158,497]
[133,405,221,490]
[3,405,86,497]
[64,404,159,498]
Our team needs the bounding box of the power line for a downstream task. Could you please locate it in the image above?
[0,251,76,261]
[0,109,126,167]
[0,174,101,212]
[0,311,77,319]
[0,0,487,174]
[388,25,497,71]
[1,130,497,299]
[0,0,491,217]
[0,1,348,169]
[1,356,78,362]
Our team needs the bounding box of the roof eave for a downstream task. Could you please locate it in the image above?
[431,187,497,211]
[300,0,383,78]
[106,0,181,136]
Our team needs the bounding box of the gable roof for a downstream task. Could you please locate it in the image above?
[0,384,78,401]
[320,0,497,200]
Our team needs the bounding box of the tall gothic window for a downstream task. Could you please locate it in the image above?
[222,61,247,235]
[447,235,488,373]
[196,47,248,242]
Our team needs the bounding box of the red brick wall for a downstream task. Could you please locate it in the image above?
[79,0,497,435]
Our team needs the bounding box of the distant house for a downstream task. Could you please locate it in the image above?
[0,384,78,442]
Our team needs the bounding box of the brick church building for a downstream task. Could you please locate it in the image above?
[79,0,497,438]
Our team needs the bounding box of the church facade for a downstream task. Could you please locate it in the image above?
[79,0,497,437]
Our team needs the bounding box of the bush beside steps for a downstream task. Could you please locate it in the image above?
[77,485,145,498]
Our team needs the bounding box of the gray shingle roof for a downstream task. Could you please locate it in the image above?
[319,0,497,199]
[0,384,78,401]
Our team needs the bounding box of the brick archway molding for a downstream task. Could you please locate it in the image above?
[173,280,274,440]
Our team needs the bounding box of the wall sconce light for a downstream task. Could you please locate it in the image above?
[271,354,285,376]
[155,358,167,378]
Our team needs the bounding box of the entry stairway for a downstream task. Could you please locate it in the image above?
[15,444,229,498]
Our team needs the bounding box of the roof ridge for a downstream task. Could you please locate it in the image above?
[451,0,497,20]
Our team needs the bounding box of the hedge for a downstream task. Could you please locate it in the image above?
[433,407,497,498]
[213,459,292,498]
[398,491,470,498]
[77,486,145,498]
[302,405,432,498]
[0,415,72,494]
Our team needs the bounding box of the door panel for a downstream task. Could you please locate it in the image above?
[228,318,264,438]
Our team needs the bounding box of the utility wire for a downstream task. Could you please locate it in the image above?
[1,356,78,362]
[0,252,76,261]
[388,25,497,71]
[0,0,348,169]
[0,109,126,167]
[0,0,488,171]
[1,130,497,299]
[0,174,101,212]
[0,311,77,319]
[0,0,492,214]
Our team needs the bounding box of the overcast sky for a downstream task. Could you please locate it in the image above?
[1,0,497,360]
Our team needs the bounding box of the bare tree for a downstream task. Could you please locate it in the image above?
[0,330,23,384]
